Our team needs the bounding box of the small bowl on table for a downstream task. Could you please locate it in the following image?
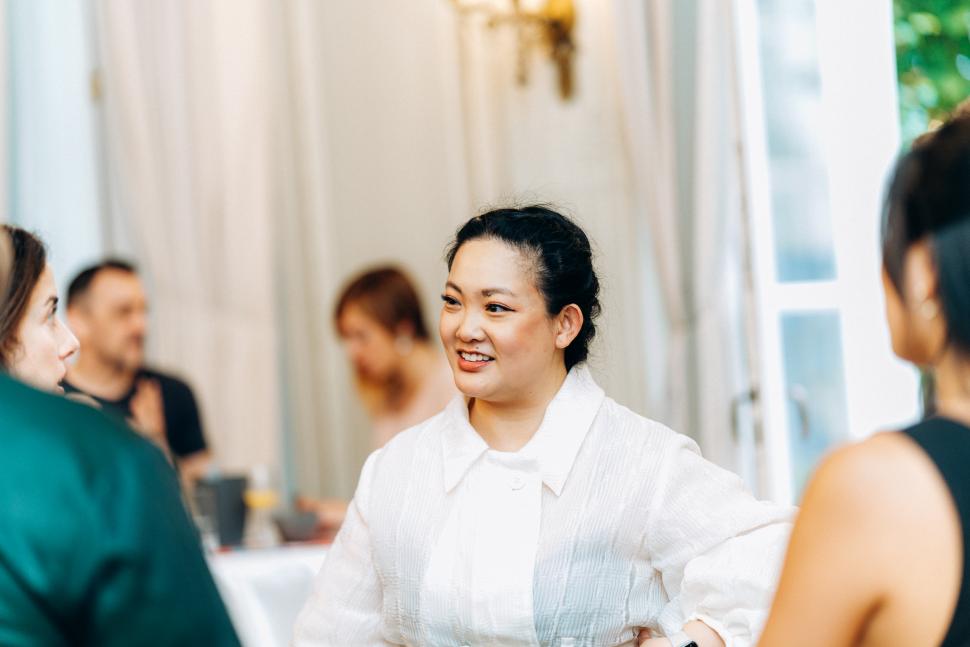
[273,509,321,543]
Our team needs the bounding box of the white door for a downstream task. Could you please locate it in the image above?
[734,0,921,504]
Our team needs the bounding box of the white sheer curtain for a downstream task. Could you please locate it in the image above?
[5,0,106,291]
[269,0,358,499]
[94,0,282,473]
[270,0,474,499]
[608,0,687,430]
[92,0,472,497]
[690,0,755,477]
[610,0,752,471]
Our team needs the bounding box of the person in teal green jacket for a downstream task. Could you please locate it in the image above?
[0,370,241,646]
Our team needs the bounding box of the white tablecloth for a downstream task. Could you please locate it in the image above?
[210,544,328,647]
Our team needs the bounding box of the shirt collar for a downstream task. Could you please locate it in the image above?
[440,364,606,496]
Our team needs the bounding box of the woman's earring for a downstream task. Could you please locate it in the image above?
[920,299,940,320]
[395,335,414,356]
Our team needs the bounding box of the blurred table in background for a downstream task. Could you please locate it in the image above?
[210,544,328,647]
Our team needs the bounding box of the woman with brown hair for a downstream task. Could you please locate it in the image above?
[334,266,456,448]
[301,267,457,533]
[0,225,79,393]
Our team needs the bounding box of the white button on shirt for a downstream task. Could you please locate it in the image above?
[294,366,794,647]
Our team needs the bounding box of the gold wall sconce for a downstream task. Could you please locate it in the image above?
[448,0,577,100]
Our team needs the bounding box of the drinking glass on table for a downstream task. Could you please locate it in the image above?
[244,464,280,548]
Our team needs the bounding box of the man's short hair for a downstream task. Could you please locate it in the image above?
[67,259,138,308]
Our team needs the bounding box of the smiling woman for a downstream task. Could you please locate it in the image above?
[294,205,794,647]
[0,226,79,393]
[439,207,599,451]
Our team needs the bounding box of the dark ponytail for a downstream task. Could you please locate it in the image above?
[883,117,970,354]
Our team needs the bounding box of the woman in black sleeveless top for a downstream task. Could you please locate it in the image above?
[758,116,970,647]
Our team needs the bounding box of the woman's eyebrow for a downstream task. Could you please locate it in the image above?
[446,283,516,298]
[482,288,515,297]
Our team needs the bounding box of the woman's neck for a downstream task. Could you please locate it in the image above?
[382,342,436,412]
[932,348,970,426]
[469,365,568,452]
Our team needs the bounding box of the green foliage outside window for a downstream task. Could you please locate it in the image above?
[895,0,970,145]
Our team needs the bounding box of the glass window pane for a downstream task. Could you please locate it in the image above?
[758,0,837,282]
[780,311,850,498]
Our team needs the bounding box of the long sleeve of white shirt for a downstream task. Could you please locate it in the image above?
[647,435,791,646]
[292,452,390,647]
[292,366,793,647]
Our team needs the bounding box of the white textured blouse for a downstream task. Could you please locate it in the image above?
[293,366,793,647]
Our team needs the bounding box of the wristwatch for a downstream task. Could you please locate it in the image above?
[667,631,698,647]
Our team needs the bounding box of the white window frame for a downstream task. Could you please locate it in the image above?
[734,0,920,505]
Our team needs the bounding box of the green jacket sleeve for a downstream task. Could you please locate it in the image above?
[0,378,240,646]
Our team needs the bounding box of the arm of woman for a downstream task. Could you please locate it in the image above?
[645,433,795,647]
[292,452,394,647]
[758,435,943,646]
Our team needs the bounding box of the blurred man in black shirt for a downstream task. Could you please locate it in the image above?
[64,260,211,482]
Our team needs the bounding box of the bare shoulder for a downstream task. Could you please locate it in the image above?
[760,429,961,646]
[801,430,957,566]
[805,432,963,645]
[860,429,959,531]
[810,432,936,500]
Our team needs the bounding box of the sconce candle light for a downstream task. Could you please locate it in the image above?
[448,0,577,100]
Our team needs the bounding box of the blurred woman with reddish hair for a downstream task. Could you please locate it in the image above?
[334,266,456,448]
[300,266,456,533]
